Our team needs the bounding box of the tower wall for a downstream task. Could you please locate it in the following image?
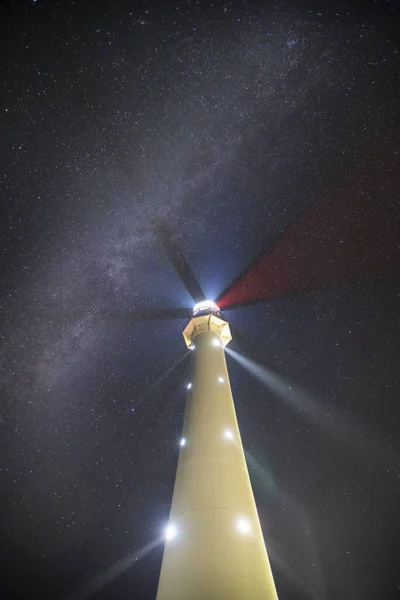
[156,321,278,600]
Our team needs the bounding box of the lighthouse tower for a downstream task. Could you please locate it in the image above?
[156,300,278,600]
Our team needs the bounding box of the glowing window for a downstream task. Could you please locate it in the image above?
[236,518,251,534]
[193,300,220,316]
[165,523,178,541]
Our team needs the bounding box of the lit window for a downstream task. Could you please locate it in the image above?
[193,300,220,316]
[180,438,186,447]
[165,523,178,541]
[236,518,251,534]
[224,429,234,440]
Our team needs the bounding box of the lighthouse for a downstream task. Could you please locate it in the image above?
[156,300,278,600]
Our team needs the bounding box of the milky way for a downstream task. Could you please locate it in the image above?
[1,2,399,599]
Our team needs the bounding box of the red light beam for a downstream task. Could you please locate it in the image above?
[219,138,400,309]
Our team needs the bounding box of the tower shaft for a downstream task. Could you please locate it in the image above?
[156,314,278,600]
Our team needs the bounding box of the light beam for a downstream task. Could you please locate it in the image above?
[65,538,161,600]
[226,347,399,482]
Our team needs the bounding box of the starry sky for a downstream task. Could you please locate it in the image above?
[1,1,399,599]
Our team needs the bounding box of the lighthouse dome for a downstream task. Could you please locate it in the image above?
[192,300,220,317]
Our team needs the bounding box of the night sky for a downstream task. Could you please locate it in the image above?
[1,1,399,599]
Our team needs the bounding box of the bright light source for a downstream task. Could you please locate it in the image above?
[187,382,192,390]
[236,518,251,534]
[218,376,224,383]
[212,338,221,347]
[190,344,196,351]
[193,300,220,316]
[180,438,186,447]
[224,429,234,440]
[164,523,178,541]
